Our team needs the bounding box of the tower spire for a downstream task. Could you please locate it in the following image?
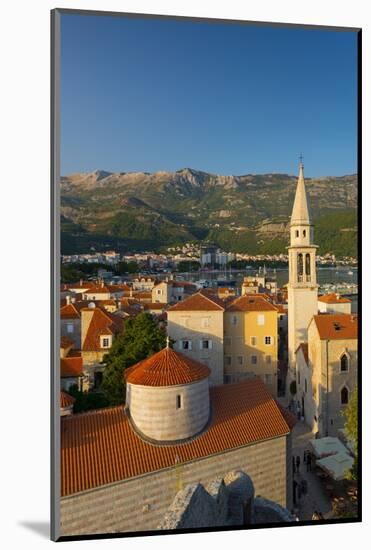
[291,157,311,226]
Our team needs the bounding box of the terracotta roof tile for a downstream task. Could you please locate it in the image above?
[318,293,351,304]
[61,356,83,378]
[226,295,278,312]
[82,308,124,351]
[313,314,358,340]
[168,289,225,312]
[61,379,292,496]
[125,347,210,387]
[60,303,81,320]
[60,336,74,349]
[60,391,76,409]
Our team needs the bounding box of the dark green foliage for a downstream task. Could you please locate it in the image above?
[101,313,167,405]
[67,385,110,413]
[343,385,358,481]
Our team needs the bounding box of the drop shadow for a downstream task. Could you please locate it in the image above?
[18,521,50,539]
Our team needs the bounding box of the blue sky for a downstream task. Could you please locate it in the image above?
[60,14,358,177]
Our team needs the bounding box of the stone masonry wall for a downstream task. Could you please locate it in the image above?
[60,435,289,537]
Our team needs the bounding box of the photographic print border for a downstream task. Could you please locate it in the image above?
[51,8,362,542]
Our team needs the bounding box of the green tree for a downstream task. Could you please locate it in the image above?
[343,385,358,480]
[67,385,110,413]
[101,313,167,405]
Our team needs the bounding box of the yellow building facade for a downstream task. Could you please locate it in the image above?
[224,295,278,396]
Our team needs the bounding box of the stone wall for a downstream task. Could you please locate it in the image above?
[60,435,290,537]
[127,378,210,442]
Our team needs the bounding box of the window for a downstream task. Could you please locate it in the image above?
[157,289,162,295]
[303,230,306,237]
[67,323,74,334]
[257,314,265,326]
[101,336,111,348]
[341,386,349,406]
[264,336,272,345]
[237,356,243,366]
[201,317,210,328]
[225,356,232,366]
[251,336,257,346]
[231,315,237,326]
[264,374,272,385]
[295,230,299,238]
[200,339,212,350]
[266,355,272,364]
[297,253,303,279]
[251,355,257,365]
[181,340,192,350]
[340,354,349,372]
[305,253,311,281]
[176,395,182,409]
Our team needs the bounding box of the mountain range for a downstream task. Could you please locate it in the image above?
[60,168,358,258]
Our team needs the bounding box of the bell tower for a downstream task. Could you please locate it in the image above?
[287,159,318,390]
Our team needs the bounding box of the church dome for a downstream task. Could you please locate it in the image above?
[125,346,210,387]
[125,347,211,443]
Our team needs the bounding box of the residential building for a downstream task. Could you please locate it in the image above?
[224,294,278,396]
[80,304,124,389]
[151,280,197,304]
[167,290,225,386]
[317,293,352,314]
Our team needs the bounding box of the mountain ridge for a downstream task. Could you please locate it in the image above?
[60,168,357,257]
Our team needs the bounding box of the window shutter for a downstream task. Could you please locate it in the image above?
[199,340,203,350]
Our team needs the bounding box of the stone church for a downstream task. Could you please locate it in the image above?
[60,344,295,536]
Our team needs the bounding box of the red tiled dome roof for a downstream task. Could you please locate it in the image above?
[125,347,210,387]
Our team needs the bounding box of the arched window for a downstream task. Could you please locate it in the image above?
[295,230,299,238]
[305,253,311,281]
[341,386,349,406]
[340,354,349,372]
[303,230,306,237]
[297,253,303,281]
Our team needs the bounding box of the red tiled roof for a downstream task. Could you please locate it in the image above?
[84,285,110,294]
[60,303,81,320]
[318,293,351,304]
[143,303,166,310]
[295,343,308,364]
[60,336,74,349]
[313,314,358,340]
[82,308,123,351]
[168,289,225,312]
[60,391,76,409]
[226,295,278,312]
[61,356,83,378]
[125,347,210,387]
[61,378,292,496]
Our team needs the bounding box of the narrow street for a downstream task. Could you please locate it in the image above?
[291,420,334,520]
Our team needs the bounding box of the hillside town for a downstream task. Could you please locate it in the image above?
[59,161,358,536]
